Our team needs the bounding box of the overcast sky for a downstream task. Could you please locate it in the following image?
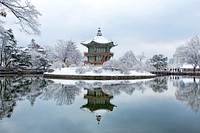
[4,0,200,59]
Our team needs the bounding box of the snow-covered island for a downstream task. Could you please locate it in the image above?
[43,28,155,80]
[44,66,155,80]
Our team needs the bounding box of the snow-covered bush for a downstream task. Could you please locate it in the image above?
[75,66,86,74]
[83,64,96,72]
[93,67,103,74]
[75,65,103,74]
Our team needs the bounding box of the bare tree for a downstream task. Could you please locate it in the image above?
[0,0,41,35]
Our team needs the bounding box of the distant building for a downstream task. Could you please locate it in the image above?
[168,54,200,72]
[180,64,200,72]
[21,39,46,54]
[81,28,116,65]
[168,54,185,71]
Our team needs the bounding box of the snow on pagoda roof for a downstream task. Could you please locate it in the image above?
[82,35,113,44]
[81,28,114,45]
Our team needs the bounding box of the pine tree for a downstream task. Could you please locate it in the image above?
[0,29,17,67]
[149,54,168,71]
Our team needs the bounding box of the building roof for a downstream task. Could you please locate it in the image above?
[20,43,45,53]
[180,64,199,69]
[81,28,116,46]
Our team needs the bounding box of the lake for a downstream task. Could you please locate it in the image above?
[0,76,200,133]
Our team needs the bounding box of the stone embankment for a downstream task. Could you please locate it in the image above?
[0,69,45,76]
[43,74,156,80]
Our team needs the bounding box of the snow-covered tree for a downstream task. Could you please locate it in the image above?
[6,40,50,70]
[43,44,54,60]
[7,49,32,69]
[175,36,200,72]
[149,54,168,71]
[28,50,50,70]
[13,39,51,70]
[119,51,144,73]
[103,51,146,74]
[102,59,121,71]
[54,40,83,67]
[0,0,41,35]
[120,51,138,68]
[137,52,146,62]
[0,29,17,67]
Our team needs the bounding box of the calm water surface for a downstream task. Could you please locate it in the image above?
[0,76,200,133]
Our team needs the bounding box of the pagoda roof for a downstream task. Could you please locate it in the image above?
[81,28,116,46]
[80,102,116,112]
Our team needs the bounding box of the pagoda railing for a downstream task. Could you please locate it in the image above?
[84,52,114,56]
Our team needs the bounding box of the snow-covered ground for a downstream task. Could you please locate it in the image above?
[45,67,154,76]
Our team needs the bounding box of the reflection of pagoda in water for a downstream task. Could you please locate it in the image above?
[81,88,116,124]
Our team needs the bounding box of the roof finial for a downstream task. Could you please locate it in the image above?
[97,28,102,36]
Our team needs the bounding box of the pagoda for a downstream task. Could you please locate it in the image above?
[81,28,116,65]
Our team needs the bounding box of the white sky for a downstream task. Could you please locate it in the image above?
[3,0,200,59]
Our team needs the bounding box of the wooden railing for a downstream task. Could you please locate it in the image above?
[150,71,200,76]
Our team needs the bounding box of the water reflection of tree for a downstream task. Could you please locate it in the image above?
[146,77,168,93]
[0,76,48,119]
[175,77,200,112]
[1,77,172,120]
[76,80,148,96]
[13,76,48,105]
[0,79,16,120]
[42,83,81,105]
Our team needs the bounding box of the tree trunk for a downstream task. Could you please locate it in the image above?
[0,37,6,66]
[193,66,196,73]
[193,77,196,82]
